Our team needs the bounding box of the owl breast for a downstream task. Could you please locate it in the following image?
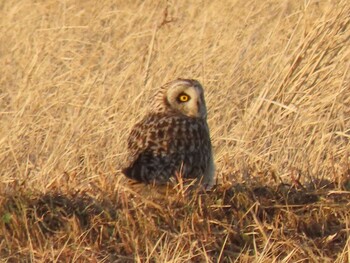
[122,112,212,185]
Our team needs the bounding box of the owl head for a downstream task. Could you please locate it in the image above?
[152,79,208,119]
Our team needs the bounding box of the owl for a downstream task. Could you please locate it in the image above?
[122,78,214,188]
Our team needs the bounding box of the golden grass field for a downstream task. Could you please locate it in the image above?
[1,0,350,262]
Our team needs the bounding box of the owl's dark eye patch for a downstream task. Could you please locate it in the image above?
[177,93,191,103]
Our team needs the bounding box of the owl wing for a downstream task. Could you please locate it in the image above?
[122,113,177,184]
[122,113,212,184]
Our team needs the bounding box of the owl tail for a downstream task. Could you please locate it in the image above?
[122,164,143,183]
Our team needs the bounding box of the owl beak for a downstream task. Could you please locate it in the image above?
[199,99,207,119]
[201,108,208,119]
[193,104,206,119]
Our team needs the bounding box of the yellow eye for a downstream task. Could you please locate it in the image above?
[179,94,190,102]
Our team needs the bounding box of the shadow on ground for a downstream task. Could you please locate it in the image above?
[1,179,350,262]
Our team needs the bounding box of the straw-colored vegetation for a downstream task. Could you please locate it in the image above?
[1,0,349,262]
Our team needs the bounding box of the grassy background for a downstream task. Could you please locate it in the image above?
[0,0,349,262]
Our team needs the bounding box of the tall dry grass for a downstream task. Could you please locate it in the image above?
[0,0,349,262]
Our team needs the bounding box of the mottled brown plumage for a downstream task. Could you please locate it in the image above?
[122,79,214,187]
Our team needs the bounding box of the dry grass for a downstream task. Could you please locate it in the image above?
[0,0,349,262]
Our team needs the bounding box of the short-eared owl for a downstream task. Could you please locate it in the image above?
[122,79,214,187]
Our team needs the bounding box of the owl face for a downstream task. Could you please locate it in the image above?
[165,79,207,119]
